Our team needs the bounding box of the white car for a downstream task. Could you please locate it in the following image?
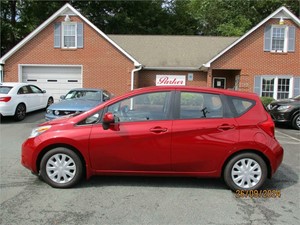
[0,82,53,121]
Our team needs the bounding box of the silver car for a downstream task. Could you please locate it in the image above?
[45,88,111,120]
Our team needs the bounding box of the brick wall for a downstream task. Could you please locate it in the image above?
[210,19,300,92]
[3,16,135,97]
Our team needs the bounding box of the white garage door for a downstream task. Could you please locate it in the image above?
[22,66,82,102]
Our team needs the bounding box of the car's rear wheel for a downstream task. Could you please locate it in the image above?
[292,114,300,130]
[14,103,26,121]
[223,152,267,191]
[40,147,83,188]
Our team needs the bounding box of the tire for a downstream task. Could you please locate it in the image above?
[292,114,300,130]
[14,103,26,121]
[223,152,267,191]
[40,147,83,188]
[46,97,54,108]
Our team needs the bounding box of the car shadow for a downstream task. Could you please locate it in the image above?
[275,123,294,130]
[0,109,46,124]
[76,176,227,190]
[74,162,298,190]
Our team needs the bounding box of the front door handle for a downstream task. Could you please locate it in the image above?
[150,127,168,134]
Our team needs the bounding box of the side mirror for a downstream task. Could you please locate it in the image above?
[102,112,118,130]
[42,90,46,93]
[60,95,65,101]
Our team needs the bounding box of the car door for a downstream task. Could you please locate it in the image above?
[89,91,173,171]
[171,91,239,173]
[28,85,45,109]
[17,85,33,111]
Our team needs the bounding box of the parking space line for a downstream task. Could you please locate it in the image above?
[275,130,300,142]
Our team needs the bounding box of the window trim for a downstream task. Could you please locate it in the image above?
[270,25,288,53]
[62,22,77,49]
[259,76,293,99]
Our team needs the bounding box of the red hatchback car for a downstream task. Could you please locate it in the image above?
[21,86,283,191]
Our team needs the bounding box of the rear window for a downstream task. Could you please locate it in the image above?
[231,97,255,116]
[0,86,13,94]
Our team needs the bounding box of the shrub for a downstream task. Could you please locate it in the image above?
[260,97,274,106]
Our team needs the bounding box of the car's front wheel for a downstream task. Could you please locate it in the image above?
[46,97,54,108]
[14,103,26,121]
[292,114,300,130]
[40,147,83,188]
[223,152,267,191]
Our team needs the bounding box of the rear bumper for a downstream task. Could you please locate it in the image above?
[0,104,15,116]
[267,142,284,177]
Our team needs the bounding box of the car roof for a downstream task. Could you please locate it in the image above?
[0,82,29,87]
[132,86,258,98]
[68,88,104,92]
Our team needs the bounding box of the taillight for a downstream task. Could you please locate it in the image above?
[0,97,11,102]
[258,114,275,138]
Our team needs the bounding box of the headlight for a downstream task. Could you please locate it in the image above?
[29,125,52,138]
[54,110,60,116]
[46,109,52,114]
[277,105,291,111]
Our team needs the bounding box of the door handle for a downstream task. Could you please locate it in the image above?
[218,124,235,131]
[150,127,168,133]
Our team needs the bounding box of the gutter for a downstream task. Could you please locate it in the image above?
[143,66,200,72]
[131,65,142,91]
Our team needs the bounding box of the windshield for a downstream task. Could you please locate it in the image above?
[293,95,300,100]
[0,86,13,94]
[65,90,101,101]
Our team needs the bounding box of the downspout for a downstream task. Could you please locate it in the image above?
[131,65,142,91]
[0,64,3,83]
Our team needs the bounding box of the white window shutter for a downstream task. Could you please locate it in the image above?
[264,25,271,52]
[77,23,84,48]
[254,76,262,96]
[294,77,300,97]
[288,26,295,52]
[54,23,61,48]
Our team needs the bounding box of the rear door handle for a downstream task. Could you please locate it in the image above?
[218,124,235,131]
[150,127,168,133]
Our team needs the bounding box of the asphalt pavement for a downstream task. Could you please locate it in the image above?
[0,110,299,225]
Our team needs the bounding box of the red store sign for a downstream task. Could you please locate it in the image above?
[156,75,186,86]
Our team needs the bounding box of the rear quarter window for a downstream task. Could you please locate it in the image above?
[230,97,255,116]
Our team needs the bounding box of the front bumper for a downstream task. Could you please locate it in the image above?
[269,111,292,123]
[21,137,40,173]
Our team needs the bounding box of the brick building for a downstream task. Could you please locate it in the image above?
[0,4,299,101]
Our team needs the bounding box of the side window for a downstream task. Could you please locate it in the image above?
[180,92,223,119]
[231,97,255,116]
[29,85,43,94]
[107,92,171,122]
[18,86,30,94]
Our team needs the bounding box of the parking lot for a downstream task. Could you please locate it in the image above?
[0,110,299,225]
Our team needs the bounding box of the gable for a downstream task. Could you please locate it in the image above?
[202,6,300,69]
[0,3,140,66]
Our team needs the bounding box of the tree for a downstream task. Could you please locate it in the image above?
[188,0,300,36]
[1,0,299,56]
[0,0,66,56]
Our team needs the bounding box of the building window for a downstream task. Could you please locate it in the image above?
[277,78,290,99]
[260,77,292,99]
[262,77,275,97]
[62,22,77,48]
[264,25,295,53]
[271,26,287,52]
